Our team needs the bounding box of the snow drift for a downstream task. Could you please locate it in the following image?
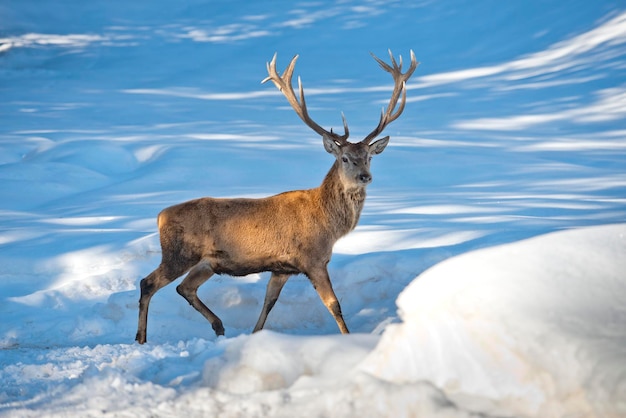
[362,223,626,417]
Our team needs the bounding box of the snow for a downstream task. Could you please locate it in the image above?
[362,224,626,417]
[1,1,625,417]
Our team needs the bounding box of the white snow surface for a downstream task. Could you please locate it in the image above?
[363,224,626,417]
[1,1,626,417]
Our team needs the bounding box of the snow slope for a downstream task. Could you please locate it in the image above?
[1,0,625,416]
[363,224,626,417]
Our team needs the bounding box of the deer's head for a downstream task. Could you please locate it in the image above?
[322,134,388,187]
[263,50,418,188]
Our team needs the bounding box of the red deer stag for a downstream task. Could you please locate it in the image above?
[135,50,418,343]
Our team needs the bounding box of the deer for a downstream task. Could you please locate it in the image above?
[135,50,418,344]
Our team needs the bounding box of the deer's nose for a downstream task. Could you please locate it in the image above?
[358,173,372,184]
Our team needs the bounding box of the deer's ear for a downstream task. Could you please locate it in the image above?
[323,134,342,155]
[370,136,389,155]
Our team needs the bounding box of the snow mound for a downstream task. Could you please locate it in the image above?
[202,331,378,394]
[361,223,626,417]
[192,331,482,418]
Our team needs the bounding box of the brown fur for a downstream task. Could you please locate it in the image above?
[158,161,364,276]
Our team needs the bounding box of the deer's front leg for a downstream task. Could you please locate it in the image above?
[307,267,349,334]
[253,273,290,333]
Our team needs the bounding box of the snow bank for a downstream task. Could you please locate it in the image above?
[202,331,378,394]
[362,223,626,417]
[178,332,482,418]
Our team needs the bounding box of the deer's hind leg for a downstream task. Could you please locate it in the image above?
[176,260,225,337]
[136,262,188,344]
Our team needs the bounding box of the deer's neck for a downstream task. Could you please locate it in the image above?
[319,161,367,239]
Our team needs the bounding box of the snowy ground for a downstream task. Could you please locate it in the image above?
[1,1,625,417]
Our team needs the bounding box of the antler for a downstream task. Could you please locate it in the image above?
[262,53,350,145]
[361,50,419,144]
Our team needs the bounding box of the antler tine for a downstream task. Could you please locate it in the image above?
[361,50,419,144]
[261,53,278,85]
[262,53,349,144]
[389,48,400,71]
[371,52,392,73]
[340,112,349,139]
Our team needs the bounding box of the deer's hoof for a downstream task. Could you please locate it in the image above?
[135,332,147,344]
[212,321,225,336]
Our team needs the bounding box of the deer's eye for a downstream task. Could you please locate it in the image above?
[342,156,348,163]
